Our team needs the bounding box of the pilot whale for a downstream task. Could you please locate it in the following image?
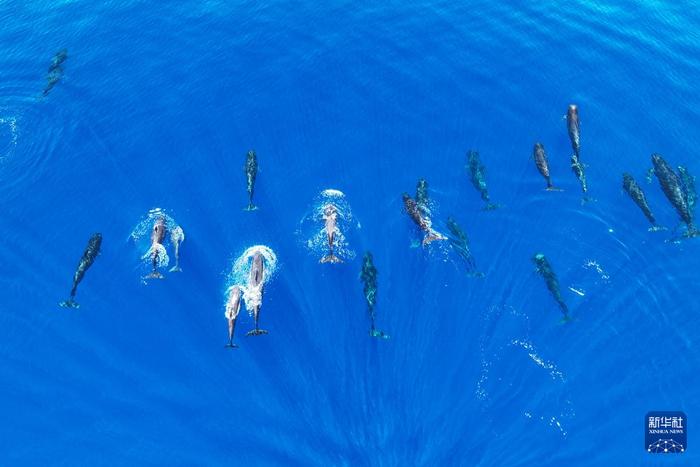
[60,233,102,308]
[402,193,447,246]
[652,153,697,236]
[225,285,242,348]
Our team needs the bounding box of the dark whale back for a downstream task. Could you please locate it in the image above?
[652,154,692,225]
[567,105,580,157]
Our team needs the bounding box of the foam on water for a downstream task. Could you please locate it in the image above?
[227,245,278,315]
[477,305,573,438]
[0,115,18,160]
[141,243,169,268]
[298,189,357,262]
[129,208,183,274]
[129,208,180,242]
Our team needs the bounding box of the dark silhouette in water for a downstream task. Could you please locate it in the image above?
[246,252,268,336]
[402,193,447,246]
[532,253,570,321]
[409,178,432,248]
[60,233,102,308]
[415,178,430,215]
[360,252,388,339]
[566,104,580,159]
[570,155,588,195]
[244,150,258,211]
[533,143,560,191]
[225,285,242,348]
[467,150,498,209]
[677,165,696,216]
[566,105,588,196]
[622,173,663,231]
[446,217,483,277]
[651,153,698,237]
[43,49,67,96]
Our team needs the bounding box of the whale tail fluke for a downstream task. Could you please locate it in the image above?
[559,314,573,324]
[144,271,164,280]
[648,225,667,232]
[370,329,390,339]
[545,186,563,192]
[483,203,500,211]
[423,231,447,246]
[169,265,182,273]
[59,299,79,309]
[246,329,268,336]
[320,254,343,264]
[225,342,239,349]
[244,203,258,211]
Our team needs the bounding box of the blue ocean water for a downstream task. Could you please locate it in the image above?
[1,0,699,464]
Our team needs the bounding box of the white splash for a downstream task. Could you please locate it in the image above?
[321,188,345,198]
[130,208,183,276]
[0,116,18,160]
[583,259,610,281]
[299,189,356,262]
[129,208,180,242]
[141,243,169,268]
[228,245,278,315]
[511,339,565,381]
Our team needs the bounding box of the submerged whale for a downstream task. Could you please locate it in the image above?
[169,226,185,272]
[532,253,570,322]
[244,150,258,211]
[225,285,242,348]
[467,150,498,210]
[60,233,102,308]
[446,217,483,277]
[622,173,662,231]
[533,142,560,191]
[360,251,388,339]
[652,153,697,236]
[43,49,68,97]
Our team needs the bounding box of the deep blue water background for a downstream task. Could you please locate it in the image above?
[1,1,699,465]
